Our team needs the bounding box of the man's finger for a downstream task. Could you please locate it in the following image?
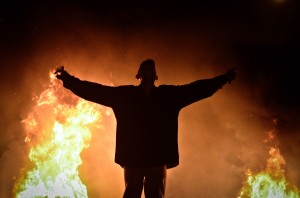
[55,66,64,74]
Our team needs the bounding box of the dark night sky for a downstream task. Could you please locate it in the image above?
[1,0,299,110]
[1,0,300,197]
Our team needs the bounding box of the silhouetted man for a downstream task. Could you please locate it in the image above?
[55,59,236,198]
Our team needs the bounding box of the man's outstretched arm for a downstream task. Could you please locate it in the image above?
[176,67,237,108]
[55,66,118,107]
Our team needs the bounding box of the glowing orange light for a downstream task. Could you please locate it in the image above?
[238,133,300,198]
[14,71,104,197]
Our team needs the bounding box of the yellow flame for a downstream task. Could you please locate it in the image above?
[238,147,300,198]
[14,72,103,197]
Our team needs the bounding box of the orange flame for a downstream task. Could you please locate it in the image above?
[14,72,104,197]
[238,125,300,198]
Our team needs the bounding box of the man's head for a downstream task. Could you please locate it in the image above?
[136,59,158,81]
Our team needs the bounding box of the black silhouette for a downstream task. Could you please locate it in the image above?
[55,59,236,198]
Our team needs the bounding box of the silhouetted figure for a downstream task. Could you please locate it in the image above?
[55,59,236,198]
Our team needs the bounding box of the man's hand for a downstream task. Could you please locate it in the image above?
[224,67,237,84]
[55,66,70,80]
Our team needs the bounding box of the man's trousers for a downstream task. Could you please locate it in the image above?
[123,166,166,198]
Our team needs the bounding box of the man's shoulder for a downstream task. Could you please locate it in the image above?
[115,85,137,91]
[156,85,180,94]
[158,84,178,89]
[117,85,135,88]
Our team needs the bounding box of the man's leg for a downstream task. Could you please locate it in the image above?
[144,166,166,198]
[123,167,144,198]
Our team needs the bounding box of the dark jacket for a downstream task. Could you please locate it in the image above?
[62,74,228,168]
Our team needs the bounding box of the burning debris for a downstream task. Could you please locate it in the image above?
[13,72,103,197]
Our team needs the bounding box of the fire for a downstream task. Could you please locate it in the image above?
[238,130,300,198]
[14,72,103,197]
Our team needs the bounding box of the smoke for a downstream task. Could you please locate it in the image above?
[1,2,299,198]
